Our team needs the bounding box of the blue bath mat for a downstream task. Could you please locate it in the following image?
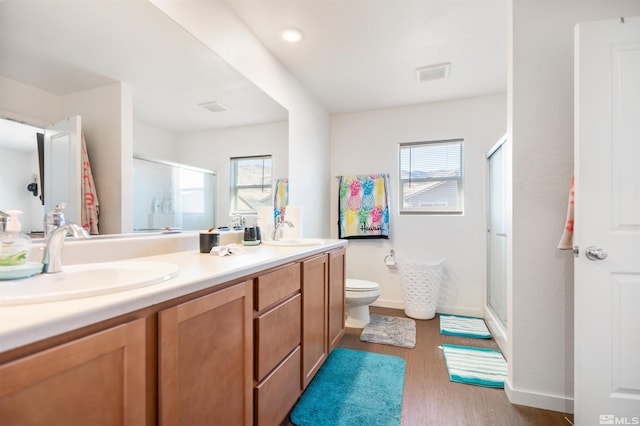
[439,314,491,339]
[441,344,507,388]
[290,348,405,426]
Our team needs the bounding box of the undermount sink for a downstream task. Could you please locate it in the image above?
[0,260,180,306]
[261,238,324,247]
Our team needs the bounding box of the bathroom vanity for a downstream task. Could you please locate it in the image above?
[0,239,346,426]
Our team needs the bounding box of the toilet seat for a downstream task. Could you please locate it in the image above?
[346,279,380,292]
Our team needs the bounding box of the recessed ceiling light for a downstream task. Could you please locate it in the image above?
[281,28,303,43]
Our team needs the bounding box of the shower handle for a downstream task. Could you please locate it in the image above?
[585,246,608,261]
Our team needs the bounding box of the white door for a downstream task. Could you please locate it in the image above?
[574,16,640,425]
[44,116,82,225]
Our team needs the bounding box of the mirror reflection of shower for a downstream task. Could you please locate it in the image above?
[133,156,216,232]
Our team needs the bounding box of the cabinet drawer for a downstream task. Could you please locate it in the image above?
[255,293,301,381]
[254,346,301,426]
[255,263,300,311]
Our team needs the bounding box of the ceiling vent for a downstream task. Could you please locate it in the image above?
[415,62,451,82]
[199,101,229,113]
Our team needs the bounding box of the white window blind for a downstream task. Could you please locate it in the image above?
[399,139,464,214]
[230,155,273,214]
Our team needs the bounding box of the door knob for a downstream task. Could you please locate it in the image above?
[585,246,608,261]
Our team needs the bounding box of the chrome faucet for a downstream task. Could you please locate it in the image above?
[44,203,67,237]
[42,223,90,273]
[272,219,293,241]
[231,213,246,229]
[0,211,9,232]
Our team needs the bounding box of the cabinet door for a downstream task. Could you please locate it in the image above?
[159,280,253,426]
[0,318,147,426]
[328,248,346,350]
[301,254,328,389]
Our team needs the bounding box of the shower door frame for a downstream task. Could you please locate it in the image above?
[484,134,509,360]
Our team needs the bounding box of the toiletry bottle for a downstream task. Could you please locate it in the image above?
[0,210,32,266]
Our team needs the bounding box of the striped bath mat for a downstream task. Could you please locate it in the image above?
[439,314,491,339]
[441,344,507,388]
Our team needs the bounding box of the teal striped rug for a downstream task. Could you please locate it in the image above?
[439,314,491,339]
[441,344,507,388]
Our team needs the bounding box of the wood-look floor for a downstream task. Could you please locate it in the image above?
[284,307,574,426]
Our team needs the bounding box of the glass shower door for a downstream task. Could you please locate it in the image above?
[487,141,507,328]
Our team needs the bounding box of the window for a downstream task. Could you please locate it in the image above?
[230,155,273,214]
[399,139,464,214]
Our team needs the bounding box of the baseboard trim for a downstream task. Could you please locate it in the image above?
[372,300,483,318]
[505,379,574,414]
[437,304,484,318]
[372,298,403,310]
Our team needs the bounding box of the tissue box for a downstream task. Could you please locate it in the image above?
[217,229,244,245]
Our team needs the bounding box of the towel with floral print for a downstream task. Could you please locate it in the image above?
[338,174,390,239]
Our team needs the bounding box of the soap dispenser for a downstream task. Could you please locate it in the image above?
[0,210,32,266]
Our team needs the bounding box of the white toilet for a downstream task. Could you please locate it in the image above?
[345,279,381,328]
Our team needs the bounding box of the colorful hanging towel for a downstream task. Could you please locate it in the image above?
[80,133,99,234]
[338,174,390,239]
[273,178,289,222]
[557,175,574,250]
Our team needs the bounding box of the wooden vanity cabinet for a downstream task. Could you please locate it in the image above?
[301,254,329,389]
[0,245,346,426]
[328,247,346,351]
[253,263,302,426]
[300,248,346,389]
[0,318,148,426]
[158,280,253,426]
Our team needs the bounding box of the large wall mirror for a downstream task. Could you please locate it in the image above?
[0,0,289,236]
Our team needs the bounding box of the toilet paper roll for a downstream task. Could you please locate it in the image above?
[282,205,302,240]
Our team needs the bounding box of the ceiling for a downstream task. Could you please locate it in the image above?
[1,0,507,150]
[224,0,508,114]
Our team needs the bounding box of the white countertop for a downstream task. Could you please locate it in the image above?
[0,239,347,353]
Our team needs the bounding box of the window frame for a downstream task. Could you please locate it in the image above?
[398,138,464,215]
[229,154,273,215]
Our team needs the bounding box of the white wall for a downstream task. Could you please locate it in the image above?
[150,0,331,238]
[507,0,640,413]
[176,121,289,227]
[331,94,506,315]
[62,83,132,234]
[133,120,178,159]
[0,76,61,126]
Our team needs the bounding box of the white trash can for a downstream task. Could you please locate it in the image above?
[398,260,445,320]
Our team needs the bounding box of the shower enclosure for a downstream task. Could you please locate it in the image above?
[485,134,508,355]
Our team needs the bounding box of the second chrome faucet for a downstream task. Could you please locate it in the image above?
[42,204,90,273]
[272,219,293,241]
